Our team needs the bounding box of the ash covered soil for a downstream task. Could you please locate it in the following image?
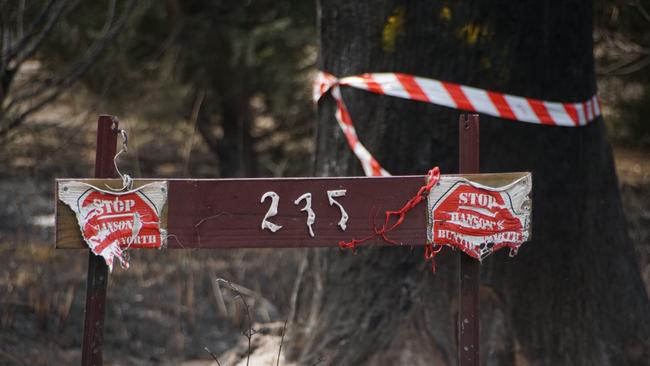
[0,122,303,366]
[0,122,648,365]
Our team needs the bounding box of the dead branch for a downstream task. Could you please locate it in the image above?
[0,0,140,138]
[630,0,650,24]
[1,0,60,63]
[276,318,288,366]
[216,278,255,366]
[203,346,223,366]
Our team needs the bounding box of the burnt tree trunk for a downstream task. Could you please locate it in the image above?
[287,1,650,365]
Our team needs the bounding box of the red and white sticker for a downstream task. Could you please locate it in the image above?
[58,181,168,271]
[427,175,531,260]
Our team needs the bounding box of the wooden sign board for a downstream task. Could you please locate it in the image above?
[56,172,531,251]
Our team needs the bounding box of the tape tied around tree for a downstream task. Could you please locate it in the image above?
[315,71,601,177]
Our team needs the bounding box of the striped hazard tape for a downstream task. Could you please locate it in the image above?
[314,71,601,176]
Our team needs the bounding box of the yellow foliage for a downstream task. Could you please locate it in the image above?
[440,6,452,22]
[458,23,490,45]
[382,6,406,53]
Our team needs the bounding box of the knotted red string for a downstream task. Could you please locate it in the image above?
[339,167,441,270]
[424,243,443,272]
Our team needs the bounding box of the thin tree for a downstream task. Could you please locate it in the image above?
[287,1,650,365]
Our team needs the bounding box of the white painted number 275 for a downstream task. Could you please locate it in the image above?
[260,190,348,237]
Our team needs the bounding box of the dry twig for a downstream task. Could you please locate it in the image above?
[203,346,222,366]
[216,278,256,366]
[276,318,288,366]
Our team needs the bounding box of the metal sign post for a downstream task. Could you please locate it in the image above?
[81,115,118,366]
[458,114,480,366]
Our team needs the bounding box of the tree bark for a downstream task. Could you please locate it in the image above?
[287,1,650,365]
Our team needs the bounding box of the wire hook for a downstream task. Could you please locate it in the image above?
[106,126,133,191]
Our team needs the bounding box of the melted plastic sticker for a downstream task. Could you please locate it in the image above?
[58,181,167,271]
[427,175,531,260]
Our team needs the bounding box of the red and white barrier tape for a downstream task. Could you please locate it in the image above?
[315,71,601,176]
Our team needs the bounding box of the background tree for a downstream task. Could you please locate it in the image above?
[170,0,316,177]
[92,0,318,178]
[595,0,650,147]
[286,1,650,365]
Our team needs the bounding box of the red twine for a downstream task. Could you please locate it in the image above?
[338,167,442,271]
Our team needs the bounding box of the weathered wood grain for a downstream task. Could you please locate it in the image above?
[56,172,530,249]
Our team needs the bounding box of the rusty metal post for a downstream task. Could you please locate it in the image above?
[81,115,118,366]
[458,114,480,366]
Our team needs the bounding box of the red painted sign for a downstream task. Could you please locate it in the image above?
[59,181,167,270]
[427,176,531,260]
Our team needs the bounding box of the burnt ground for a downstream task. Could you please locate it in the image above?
[0,120,305,366]
[0,120,648,365]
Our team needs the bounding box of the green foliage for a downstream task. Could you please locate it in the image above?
[30,1,317,176]
[116,1,313,175]
[164,0,317,176]
[167,0,316,117]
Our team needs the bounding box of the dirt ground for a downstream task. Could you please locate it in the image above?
[0,120,648,365]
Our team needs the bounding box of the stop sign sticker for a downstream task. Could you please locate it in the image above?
[58,181,168,271]
[427,175,531,260]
